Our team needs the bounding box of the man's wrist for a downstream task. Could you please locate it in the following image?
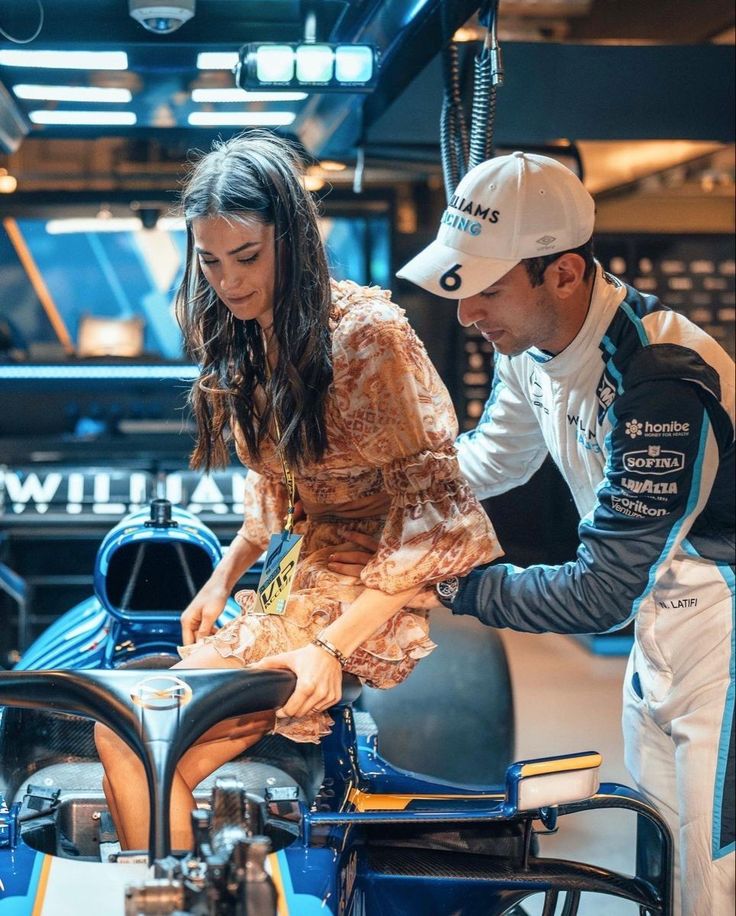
[435,576,461,610]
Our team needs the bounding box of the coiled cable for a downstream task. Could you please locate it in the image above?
[440,10,469,203]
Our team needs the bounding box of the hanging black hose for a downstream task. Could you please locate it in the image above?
[469,0,504,170]
[440,2,504,201]
[440,40,469,202]
[469,53,497,168]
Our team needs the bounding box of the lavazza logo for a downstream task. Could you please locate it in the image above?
[623,445,685,475]
[621,476,678,496]
[624,418,691,439]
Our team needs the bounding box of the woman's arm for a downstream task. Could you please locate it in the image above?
[253,582,421,718]
[322,582,422,657]
[180,531,263,645]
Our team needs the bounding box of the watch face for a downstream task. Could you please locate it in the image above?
[437,576,459,602]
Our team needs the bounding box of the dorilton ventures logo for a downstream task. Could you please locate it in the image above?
[611,495,668,518]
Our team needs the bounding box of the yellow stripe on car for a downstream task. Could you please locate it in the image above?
[268,851,290,916]
[30,855,52,916]
[520,753,602,778]
[347,789,502,811]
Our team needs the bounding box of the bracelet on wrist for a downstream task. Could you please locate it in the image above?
[312,632,348,667]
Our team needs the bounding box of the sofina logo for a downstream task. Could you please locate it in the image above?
[625,419,643,439]
[623,446,685,475]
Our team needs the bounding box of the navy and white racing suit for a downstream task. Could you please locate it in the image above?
[453,262,735,916]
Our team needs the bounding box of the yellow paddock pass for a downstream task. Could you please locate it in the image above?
[256,531,303,615]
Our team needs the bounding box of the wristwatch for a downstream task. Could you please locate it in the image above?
[435,576,460,609]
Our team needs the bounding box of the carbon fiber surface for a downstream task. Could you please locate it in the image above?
[364,848,663,908]
[2,710,323,803]
[12,756,315,807]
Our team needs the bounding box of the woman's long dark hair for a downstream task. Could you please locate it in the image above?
[175,132,333,471]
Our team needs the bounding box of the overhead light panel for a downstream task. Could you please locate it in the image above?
[196,52,238,71]
[0,50,128,70]
[188,111,296,127]
[46,218,143,234]
[191,88,307,102]
[29,110,137,126]
[14,85,133,103]
[237,43,378,92]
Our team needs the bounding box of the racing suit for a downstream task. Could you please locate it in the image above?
[452,262,735,916]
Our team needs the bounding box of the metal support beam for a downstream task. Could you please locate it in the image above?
[297,0,481,158]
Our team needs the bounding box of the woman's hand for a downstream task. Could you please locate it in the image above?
[180,579,231,646]
[251,643,343,719]
[327,531,380,578]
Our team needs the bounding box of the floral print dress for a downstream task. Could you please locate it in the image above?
[180,279,502,741]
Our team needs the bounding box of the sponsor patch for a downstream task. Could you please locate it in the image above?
[611,494,669,518]
[621,476,678,496]
[568,412,602,452]
[529,370,549,415]
[597,373,616,416]
[623,446,685,476]
[624,418,691,439]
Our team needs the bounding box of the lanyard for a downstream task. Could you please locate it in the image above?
[263,338,296,534]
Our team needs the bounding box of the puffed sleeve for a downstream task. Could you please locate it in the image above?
[237,469,289,551]
[332,290,503,593]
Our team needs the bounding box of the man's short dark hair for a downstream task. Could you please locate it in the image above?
[522,238,595,288]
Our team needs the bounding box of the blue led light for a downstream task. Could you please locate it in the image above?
[0,365,199,381]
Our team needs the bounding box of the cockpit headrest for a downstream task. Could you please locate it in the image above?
[94,500,222,621]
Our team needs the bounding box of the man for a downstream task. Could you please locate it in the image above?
[393,151,734,916]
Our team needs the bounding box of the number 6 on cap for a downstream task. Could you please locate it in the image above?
[439,263,462,292]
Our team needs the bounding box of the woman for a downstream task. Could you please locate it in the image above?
[95,132,502,851]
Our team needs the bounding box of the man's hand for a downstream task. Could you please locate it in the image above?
[251,643,343,719]
[180,580,230,645]
[326,533,442,611]
[406,587,442,611]
[327,531,379,577]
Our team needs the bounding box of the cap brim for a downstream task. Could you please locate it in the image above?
[396,240,520,299]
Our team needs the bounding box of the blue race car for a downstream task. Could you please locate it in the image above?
[0,500,673,915]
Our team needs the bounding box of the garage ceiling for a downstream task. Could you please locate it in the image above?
[0,0,733,202]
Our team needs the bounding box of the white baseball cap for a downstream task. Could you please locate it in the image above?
[396,151,595,299]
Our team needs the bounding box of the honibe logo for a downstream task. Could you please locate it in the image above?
[626,419,643,439]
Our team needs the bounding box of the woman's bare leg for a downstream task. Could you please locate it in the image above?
[95,645,274,850]
[101,773,128,849]
[95,722,204,850]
